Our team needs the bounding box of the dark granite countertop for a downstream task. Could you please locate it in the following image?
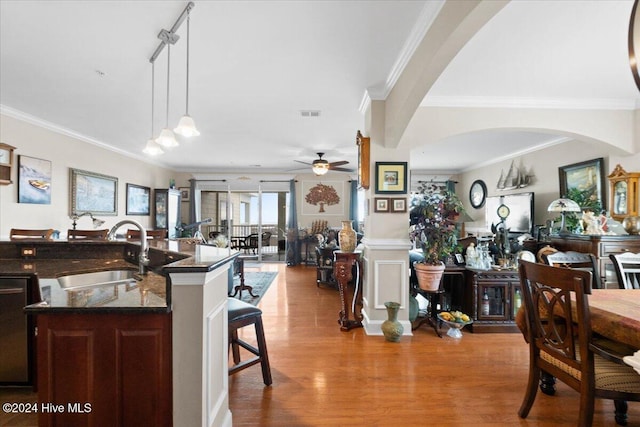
[0,239,238,313]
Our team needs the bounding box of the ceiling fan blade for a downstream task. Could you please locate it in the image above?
[332,167,355,172]
[329,160,349,167]
[294,160,313,165]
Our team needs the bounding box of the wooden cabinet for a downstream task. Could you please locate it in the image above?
[154,188,181,239]
[608,164,639,221]
[35,312,172,426]
[0,143,15,185]
[464,269,520,333]
[550,235,640,288]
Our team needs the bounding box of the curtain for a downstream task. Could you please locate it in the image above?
[349,180,359,231]
[286,179,301,266]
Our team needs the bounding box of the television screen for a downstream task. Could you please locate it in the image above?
[485,192,534,234]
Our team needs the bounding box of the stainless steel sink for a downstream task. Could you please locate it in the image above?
[57,269,138,290]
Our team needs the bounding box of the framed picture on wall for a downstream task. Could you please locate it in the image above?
[18,155,52,204]
[374,197,389,212]
[126,183,150,215]
[390,198,406,213]
[558,157,606,210]
[178,187,190,202]
[69,168,118,216]
[375,162,407,194]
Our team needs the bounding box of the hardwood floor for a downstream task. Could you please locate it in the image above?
[2,263,638,426]
[228,263,640,427]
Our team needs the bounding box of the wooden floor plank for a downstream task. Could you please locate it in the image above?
[228,264,640,426]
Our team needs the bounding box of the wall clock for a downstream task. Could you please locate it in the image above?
[497,203,510,220]
[469,179,487,209]
[356,130,370,190]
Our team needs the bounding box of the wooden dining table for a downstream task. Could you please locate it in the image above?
[587,289,640,350]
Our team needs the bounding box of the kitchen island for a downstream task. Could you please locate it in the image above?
[0,238,238,427]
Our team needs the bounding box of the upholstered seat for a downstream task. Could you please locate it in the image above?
[227,298,272,386]
[67,229,108,239]
[10,228,54,240]
[126,229,167,239]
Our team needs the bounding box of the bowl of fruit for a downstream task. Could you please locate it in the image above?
[437,311,473,338]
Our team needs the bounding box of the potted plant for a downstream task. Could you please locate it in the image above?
[409,184,464,291]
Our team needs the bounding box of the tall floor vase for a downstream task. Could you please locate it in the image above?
[381,301,404,342]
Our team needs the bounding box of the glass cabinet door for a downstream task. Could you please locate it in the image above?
[478,283,508,320]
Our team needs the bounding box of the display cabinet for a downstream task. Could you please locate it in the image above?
[316,247,338,287]
[154,188,181,239]
[0,143,15,185]
[608,164,639,221]
[464,269,520,333]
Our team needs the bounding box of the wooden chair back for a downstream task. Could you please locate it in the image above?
[10,228,54,240]
[126,229,167,239]
[67,229,108,240]
[517,260,640,426]
[609,252,640,289]
[543,250,602,289]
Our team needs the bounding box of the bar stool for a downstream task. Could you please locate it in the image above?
[227,298,272,386]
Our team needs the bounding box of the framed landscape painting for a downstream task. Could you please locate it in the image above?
[558,157,606,210]
[126,183,150,215]
[70,168,118,216]
[18,155,51,204]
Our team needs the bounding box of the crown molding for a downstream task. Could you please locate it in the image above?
[0,104,169,168]
[363,0,445,104]
[421,95,639,110]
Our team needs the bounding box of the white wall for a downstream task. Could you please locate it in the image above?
[0,114,177,238]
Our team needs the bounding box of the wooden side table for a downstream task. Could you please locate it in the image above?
[230,255,258,300]
[333,250,363,331]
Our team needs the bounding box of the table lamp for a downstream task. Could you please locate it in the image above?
[547,198,582,236]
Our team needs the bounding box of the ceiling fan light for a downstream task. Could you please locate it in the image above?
[143,138,164,155]
[174,114,200,137]
[312,162,329,175]
[156,128,179,148]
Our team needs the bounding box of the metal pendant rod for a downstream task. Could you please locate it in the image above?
[149,1,195,64]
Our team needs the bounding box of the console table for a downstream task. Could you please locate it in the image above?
[333,250,363,331]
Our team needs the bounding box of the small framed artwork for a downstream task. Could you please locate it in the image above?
[375,162,407,194]
[70,168,118,216]
[454,253,466,266]
[18,155,52,204]
[558,157,606,210]
[374,197,389,212]
[390,198,406,213]
[126,183,150,215]
[179,186,190,202]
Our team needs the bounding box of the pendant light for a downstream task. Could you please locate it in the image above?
[143,62,164,155]
[156,44,179,148]
[174,12,200,137]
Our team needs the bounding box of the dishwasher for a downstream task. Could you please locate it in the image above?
[0,274,39,386]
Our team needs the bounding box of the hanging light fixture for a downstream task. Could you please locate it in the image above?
[156,43,179,148]
[174,11,199,137]
[311,154,330,175]
[143,62,164,156]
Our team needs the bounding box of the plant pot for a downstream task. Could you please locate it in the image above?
[414,262,445,291]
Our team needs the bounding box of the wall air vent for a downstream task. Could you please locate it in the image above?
[300,110,321,117]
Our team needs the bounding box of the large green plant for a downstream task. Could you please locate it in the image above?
[409,185,464,265]
[562,187,603,233]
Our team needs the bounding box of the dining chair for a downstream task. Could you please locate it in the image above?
[9,228,54,240]
[126,229,167,240]
[518,260,640,427]
[609,252,640,289]
[67,229,108,240]
[544,250,602,289]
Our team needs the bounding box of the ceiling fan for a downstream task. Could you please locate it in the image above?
[294,152,352,175]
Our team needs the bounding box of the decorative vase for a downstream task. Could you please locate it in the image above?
[381,301,404,342]
[408,294,419,322]
[338,220,357,252]
[414,262,445,291]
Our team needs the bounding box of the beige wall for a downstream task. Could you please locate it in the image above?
[458,139,640,236]
[0,113,179,238]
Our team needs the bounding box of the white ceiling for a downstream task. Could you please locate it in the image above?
[1,0,639,175]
